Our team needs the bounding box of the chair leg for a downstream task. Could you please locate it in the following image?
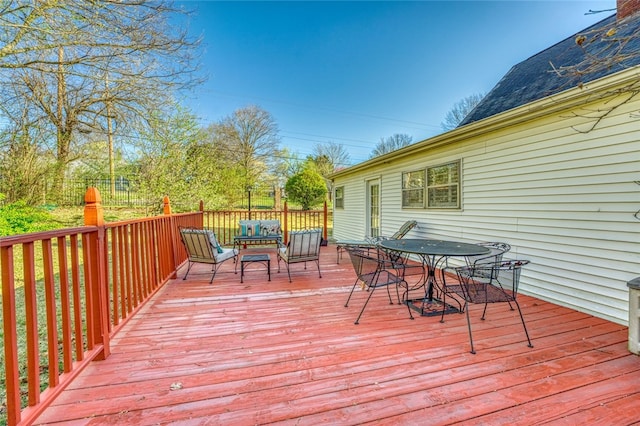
[209,264,219,284]
[315,259,322,278]
[354,287,377,325]
[402,287,414,320]
[464,302,476,354]
[385,286,394,305]
[514,300,534,348]
[183,261,194,280]
[345,279,359,307]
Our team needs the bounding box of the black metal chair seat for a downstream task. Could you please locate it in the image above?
[450,260,533,354]
[343,246,410,324]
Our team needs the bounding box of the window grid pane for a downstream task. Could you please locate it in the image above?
[426,161,460,209]
[402,170,425,208]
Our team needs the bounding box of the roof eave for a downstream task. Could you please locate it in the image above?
[330,66,640,180]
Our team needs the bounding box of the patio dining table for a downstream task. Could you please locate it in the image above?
[379,239,490,316]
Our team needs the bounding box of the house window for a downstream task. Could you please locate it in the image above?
[402,170,425,208]
[427,160,460,209]
[334,186,344,209]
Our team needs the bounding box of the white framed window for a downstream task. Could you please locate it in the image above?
[427,160,461,209]
[402,170,425,208]
[334,186,344,209]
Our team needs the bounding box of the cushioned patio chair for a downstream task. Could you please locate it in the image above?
[179,228,238,284]
[277,228,323,282]
[451,260,533,354]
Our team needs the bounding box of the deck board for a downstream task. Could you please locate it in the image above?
[33,246,640,425]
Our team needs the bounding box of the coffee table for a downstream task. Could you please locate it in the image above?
[240,254,271,283]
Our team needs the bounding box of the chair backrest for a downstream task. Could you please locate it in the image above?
[390,220,418,239]
[456,260,529,303]
[286,228,322,260]
[466,242,511,267]
[345,247,382,287]
[179,228,218,263]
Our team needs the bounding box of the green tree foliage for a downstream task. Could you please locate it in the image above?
[285,162,327,210]
[134,107,226,211]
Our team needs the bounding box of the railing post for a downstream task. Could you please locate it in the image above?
[84,187,111,359]
[162,196,179,280]
[163,195,172,215]
[323,201,328,241]
[284,201,289,245]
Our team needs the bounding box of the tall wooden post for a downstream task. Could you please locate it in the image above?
[163,196,179,279]
[84,187,110,359]
[323,201,328,241]
[284,201,289,245]
[163,196,172,215]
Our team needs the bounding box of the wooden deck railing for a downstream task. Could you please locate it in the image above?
[201,200,330,245]
[0,189,201,426]
[1,191,333,425]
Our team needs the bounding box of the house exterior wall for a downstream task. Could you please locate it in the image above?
[332,69,640,325]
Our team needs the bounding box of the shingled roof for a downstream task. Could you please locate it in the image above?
[459,12,640,126]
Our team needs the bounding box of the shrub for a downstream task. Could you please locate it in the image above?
[285,166,326,210]
[0,201,57,237]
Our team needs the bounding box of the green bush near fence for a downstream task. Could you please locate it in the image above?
[0,201,59,237]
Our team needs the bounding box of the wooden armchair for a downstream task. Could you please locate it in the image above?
[179,228,238,284]
[277,228,323,282]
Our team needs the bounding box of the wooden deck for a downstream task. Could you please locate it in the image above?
[34,246,640,425]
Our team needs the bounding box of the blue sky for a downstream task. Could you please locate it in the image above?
[180,1,616,165]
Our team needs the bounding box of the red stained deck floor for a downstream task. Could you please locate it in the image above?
[34,246,640,425]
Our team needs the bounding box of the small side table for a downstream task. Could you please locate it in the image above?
[240,254,271,283]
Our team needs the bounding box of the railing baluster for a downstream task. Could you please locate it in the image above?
[57,236,73,373]
[1,245,21,425]
[23,242,40,407]
[70,234,84,361]
[42,238,60,388]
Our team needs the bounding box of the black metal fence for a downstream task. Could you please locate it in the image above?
[60,179,292,209]
[61,178,149,207]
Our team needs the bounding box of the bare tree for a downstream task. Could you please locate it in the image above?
[441,93,485,131]
[550,13,640,133]
[313,141,351,173]
[0,1,202,202]
[211,105,281,190]
[369,133,413,158]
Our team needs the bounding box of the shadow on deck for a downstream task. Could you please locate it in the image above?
[34,245,640,425]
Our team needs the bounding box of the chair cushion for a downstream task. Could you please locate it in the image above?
[181,228,223,254]
[215,247,238,262]
[206,231,224,254]
[239,220,261,236]
[260,220,282,236]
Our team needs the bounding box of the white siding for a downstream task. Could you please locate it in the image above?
[333,81,640,325]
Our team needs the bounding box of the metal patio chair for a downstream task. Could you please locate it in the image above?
[277,228,323,282]
[452,260,533,354]
[336,220,418,263]
[344,246,410,324]
[179,228,238,284]
[440,241,512,313]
